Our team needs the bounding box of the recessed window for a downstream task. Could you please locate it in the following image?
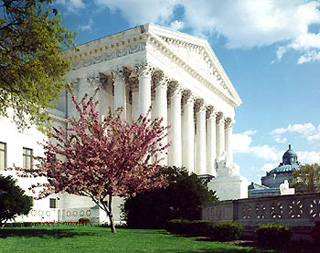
[23,148,33,170]
[0,142,7,170]
[49,198,57,208]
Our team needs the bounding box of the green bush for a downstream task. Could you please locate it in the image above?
[166,219,212,236]
[78,218,90,223]
[211,221,243,242]
[257,223,291,248]
[123,167,218,228]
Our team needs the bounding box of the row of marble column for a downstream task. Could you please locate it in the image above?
[81,63,234,176]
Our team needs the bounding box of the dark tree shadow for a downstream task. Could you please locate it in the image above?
[0,228,95,239]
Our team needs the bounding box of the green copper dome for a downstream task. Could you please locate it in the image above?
[268,144,300,175]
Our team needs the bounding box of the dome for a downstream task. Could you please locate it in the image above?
[267,144,300,175]
[282,144,298,165]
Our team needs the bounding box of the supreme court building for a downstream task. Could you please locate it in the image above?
[0,24,247,223]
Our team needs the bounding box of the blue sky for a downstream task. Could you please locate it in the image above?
[54,0,320,184]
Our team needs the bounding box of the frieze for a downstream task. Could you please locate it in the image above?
[71,42,146,70]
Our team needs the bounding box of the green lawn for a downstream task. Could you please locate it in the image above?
[0,226,260,253]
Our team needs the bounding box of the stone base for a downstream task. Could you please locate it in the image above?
[208,175,249,201]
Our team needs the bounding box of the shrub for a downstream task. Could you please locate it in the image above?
[78,218,90,223]
[166,219,212,237]
[257,223,291,248]
[123,167,218,228]
[211,221,243,242]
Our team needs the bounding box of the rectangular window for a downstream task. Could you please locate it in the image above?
[0,142,6,170]
[49,198,57,208]
[23,147,33,170]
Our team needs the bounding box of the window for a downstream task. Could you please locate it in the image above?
[23,147,33,170]
[0,142,6,170]
[49,198,57,208]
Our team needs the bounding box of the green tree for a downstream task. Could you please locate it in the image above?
[0,0,75,132]
[123,167,218,228]
[0,175,33,226]
[292,163,320,193]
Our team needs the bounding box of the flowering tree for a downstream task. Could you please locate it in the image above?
[16,92,171,232]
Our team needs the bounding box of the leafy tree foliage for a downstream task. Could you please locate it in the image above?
[123,167,218,229]
[0,0,75,131]
[13,92,171,233]
[0,175,33,226]
[292,163,320,193]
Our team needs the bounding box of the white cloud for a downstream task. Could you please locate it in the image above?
[259,163,278,173]
[297,50,320,64]
[233,131,280,161]
[169,20,184,31]
[92,0,320,64]
[55,0,85,12]
[78,18,94,31]
[297,151,320,164]
[271,123,316,137]
[275,137,288,143]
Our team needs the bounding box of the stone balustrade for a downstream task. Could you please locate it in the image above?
[202,193,320,240]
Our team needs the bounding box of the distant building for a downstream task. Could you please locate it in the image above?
[249,144,300,197]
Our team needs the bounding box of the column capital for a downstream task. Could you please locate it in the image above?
[225,117,235,129]
[168,81,182,98]
[136,62,153,78]
[111,66,125,82]
[216,112,224,124]
[206,105,216,119]
[194,98,206,113]
[69,78,80,92]
[182,89,194,105]
[87,73,101,87]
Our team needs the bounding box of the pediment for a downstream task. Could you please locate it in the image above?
[147,25,242,106]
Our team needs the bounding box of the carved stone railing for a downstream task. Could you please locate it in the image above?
[202,193,320,240]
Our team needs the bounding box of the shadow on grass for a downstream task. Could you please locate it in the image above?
[0,228,95,239]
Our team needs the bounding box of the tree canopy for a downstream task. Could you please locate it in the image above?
[0,0,75,132]
[123,166,218,229]
[0,174,33,226]
[292,163,320,193]
[14,92,171,232]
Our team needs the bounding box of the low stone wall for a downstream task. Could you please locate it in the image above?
[202,193,320,241]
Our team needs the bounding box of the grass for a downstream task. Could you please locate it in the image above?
[0,226,260,253]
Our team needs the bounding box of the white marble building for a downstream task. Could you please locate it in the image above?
[0,24,247,223]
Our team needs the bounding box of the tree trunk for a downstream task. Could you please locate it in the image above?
[107,194,116,233]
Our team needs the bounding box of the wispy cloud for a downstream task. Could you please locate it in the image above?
[55,0,85,13]
[78,18,94,31]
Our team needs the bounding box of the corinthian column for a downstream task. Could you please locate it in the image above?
[216,112,225,159]
[225,118,234,165]
[138,64,152,119]
[195,99,206,175]
[182,90,195,173]
[169,82,182,167]
[130,81,139,120]
[154,76,168,165]
[112,68,126,120]
[206,106,216,176]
